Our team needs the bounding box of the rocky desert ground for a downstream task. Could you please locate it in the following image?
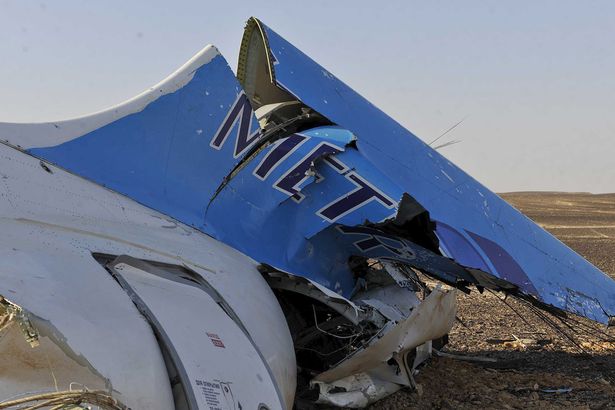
[371,192,615,409]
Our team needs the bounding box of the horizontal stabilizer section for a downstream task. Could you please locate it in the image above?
[1,46,262,230]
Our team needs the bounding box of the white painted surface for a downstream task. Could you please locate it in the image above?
[0,142,296,408]
[113,262,282,410]
[314,372,401,408]
[314,287,456,384]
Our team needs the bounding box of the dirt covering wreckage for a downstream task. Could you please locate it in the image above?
[0,17,613,410]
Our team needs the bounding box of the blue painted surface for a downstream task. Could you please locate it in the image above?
[206,126,400,292]
[27,22,615,324]
[259,21,615,323]
[30,55,260,232]
[436,222,493,275]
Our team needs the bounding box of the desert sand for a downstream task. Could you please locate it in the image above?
[372,192,615,409]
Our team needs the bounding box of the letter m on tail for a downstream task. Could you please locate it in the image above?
[210,92,261,158]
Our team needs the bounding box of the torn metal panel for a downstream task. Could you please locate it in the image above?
[355,265,423,323]
[0,296,39,348]
[0,296,124,409]
[288,266,450,407]
[205,126,393,292]
[313,373,401,408]
[261,266,362,325]
[266,258,454,408]
[0,390,128,409]
[204,125,502,298]
[236,17,615,324]
[312,341,434,409]
[0,249,175,409]
[314,287,456,384]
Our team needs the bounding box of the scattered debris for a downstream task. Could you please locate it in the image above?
[433,349,498,363]
[0,389,128,410]
[541,387,573,394]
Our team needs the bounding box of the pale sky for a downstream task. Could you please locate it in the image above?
[1,1,613,193]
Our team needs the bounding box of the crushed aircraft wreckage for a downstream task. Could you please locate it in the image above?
[0,16,613,409]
